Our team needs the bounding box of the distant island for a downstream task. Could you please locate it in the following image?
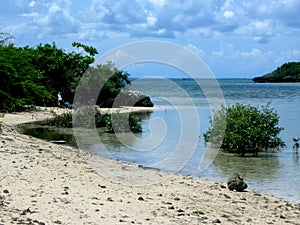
[252,62,300,83]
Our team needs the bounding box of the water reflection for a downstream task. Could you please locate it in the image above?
[212,151,281,182]
[19,124,76,146]
[293,151,299,164]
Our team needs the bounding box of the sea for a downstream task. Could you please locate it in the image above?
[23,78,300,203]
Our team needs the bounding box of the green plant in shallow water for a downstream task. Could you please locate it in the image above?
[204,102,285,156]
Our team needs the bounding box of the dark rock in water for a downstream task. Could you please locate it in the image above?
[227,173,248,192]
[134,95,153,107]
[116,90,154,107]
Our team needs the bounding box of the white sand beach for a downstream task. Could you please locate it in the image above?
[0,107,299,225]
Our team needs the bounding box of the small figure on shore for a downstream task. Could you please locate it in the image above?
[227,173,248,192]
[57,92,63,107]
[64,101,71,109]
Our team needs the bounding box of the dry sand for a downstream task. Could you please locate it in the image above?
[0,107,299,225]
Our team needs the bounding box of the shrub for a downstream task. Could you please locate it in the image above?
[204,102,285,156]
[108,113,142,133]
[49,111,142,133]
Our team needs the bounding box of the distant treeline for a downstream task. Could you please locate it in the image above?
[0,33,130,112]
[253,62,300,83]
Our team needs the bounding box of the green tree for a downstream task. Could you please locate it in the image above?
[0,32,14,46]
[0,40,98,111]
[204,103,285,156]
[0,45,51,111]
[33,42,97,105]
[75,62,131,107]
[253,61,300,82]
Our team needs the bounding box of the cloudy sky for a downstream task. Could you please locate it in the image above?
[1,0,300,78]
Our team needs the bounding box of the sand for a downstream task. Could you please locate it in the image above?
[0,107,299,225]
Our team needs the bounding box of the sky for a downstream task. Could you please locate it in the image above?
[1,0,300,78]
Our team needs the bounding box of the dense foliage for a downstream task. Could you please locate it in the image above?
[0,33,135,112]
[74,62,131,107]
[253,62,300,82]
[0,35,97,111]
[204,103,285,156]
[49,111,142,133]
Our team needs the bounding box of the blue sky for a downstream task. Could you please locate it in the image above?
[1,0,300,78]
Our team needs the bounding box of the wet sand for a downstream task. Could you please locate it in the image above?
[0,107,299,225]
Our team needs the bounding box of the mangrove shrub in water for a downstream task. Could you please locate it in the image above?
[204,103,285,156]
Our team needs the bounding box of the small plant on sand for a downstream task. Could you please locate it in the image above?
[204,102,285,156]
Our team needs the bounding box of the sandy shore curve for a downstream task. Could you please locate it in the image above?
[0,107,299,225]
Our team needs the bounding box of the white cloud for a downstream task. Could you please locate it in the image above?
[147,15,157,26]
[29,1,36,7]
[274,50,300,65]
[241,48,262,57]
[185,44,206,57]
[242,0,300,27]
[223,10,235,18]
[37,3,80,35]
[148,0,166,7]
[235,20,275,43]
[0,0,299,78]
[21,12,39,17]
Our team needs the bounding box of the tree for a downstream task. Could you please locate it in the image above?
[204,103,285,156]
[0,39,98,111]
[0,32,14,46]
[253,61,300,82]
[33,42,97,105]
[0,45,51,111]
[75,62,131,107]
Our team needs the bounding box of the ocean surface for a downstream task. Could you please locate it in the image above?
[108,78,300,203]
[24,78,300,203]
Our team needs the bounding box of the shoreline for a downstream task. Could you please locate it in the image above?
[0,107,299,224]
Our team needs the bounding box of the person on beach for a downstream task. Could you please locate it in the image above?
[57,92,63,107]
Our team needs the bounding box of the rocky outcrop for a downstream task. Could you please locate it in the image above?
[115,90,154,107]
[227,173,248,192]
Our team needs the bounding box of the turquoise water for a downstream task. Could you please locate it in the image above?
[101,78,300,202]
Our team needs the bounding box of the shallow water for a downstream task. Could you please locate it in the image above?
[21,79,300,203]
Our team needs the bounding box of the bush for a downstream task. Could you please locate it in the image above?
[108,113,142,133]
[204,102,285,156]
[74,62,131,107]
[49,111,142,133]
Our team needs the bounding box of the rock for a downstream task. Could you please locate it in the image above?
[227,173,248,192]
[192,210,205,216]
[117,90,154,107]
[280,215,286,219]
[107,197,114,202]
[212,218,221,223]
[223,194,231,199]
[20,208,32,215]
[137,196,144,201]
